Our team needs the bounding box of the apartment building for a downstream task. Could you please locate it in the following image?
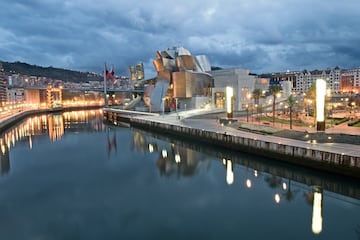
[295,68,341,93]
[266,67,343,94]
[0,70,7,106]
[341,67,360,93]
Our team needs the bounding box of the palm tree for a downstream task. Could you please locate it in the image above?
[282,179,299,202]
[287,94,296,129]
[306,83,317,125]
[268,84,282,124]
[265,174,282,188]
[252,89,261,105]
[252,89,262,120]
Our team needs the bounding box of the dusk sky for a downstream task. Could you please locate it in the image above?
[1,0,360,78]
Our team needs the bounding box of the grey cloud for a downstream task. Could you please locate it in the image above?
[1,0,360,78]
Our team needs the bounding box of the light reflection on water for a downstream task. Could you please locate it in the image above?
[0,109,359,240]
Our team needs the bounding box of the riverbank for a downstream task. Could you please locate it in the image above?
[0,105,103,133]
[190,110,360,143]
[223,118,360,145]
[103,108,360,179]
[1,107,359,179]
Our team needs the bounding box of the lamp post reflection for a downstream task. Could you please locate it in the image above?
[245,165,252,188]
[274,193,281,203]
[246,178,252,188]
[222,158,234,185]
[312,186,323,235]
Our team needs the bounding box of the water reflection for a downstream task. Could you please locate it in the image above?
[0,109,105,175]
[223,159,234,185]
[0,111,358,238]
[0,148,9,175]
[128,127,359,237]
[311,187,323,234]
[107,128,117,158]
[131,130,210,177]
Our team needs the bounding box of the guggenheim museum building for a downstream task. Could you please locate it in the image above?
[142,46,267,113]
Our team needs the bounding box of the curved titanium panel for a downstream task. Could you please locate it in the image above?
[194,55,211,72]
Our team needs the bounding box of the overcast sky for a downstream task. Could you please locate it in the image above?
[1,0,360,78]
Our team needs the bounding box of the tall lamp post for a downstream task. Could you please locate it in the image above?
[246,104,249,122]
[162,98,165,118]
[226,86,234,118]
[316,79,326,131]
[247,93,252,122]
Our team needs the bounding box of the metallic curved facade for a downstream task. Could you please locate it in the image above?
[150,47,214,111]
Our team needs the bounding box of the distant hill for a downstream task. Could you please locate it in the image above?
[0,60,102,82]
[211,66,223,71]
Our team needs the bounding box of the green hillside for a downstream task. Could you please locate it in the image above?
[0,61,102,82]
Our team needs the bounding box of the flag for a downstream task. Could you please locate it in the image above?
[105,64,115,82]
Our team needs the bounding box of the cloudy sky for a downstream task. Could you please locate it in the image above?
[1,0,360,78]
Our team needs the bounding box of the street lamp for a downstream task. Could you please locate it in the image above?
[255,104,258,122]
[307,99,313,119]
[226,86,234,118]
[162,98,165,117]
[316,79,326,131]
[246,104,249,122]
[351,102,356,118]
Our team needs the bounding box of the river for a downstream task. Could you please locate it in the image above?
[0,109,359,240]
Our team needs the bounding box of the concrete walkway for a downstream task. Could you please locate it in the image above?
[135,108,360,158]
[162,108,360,136]
[234,116,360,136]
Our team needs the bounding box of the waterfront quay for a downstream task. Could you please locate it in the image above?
[103,108,360,179]
[0,105,102,133]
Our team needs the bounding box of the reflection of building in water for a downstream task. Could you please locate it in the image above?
[0,146,10,175]
[125,127,353,237]
[156,144,209,177]
[0,109,105,160]
[47,114,64,141]
[107,128,117,158]
[63,110,105,132]
[131,131,149,153]
[130,129,209,177]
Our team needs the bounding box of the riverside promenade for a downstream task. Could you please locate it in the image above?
[1,107,359,179]
[105,108,360,179]
[0,105,102,133]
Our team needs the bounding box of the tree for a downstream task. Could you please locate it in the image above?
[252,89,262,119]
[282,179,299,202]
[306,83,317,125]
[287,94,296,129]
[252,88,262,105]
[268,84,282,124]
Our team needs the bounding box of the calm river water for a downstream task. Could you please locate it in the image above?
[0,109,359,240]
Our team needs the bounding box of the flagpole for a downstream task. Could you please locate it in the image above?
[104,63,108,107]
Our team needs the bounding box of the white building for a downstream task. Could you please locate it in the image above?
[7,88,25,105]
[211,68,257,111]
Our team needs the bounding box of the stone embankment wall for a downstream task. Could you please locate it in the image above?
[129,117,360,179]
[0,110,40,133]
[0,106,102,134]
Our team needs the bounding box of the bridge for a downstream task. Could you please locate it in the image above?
[23,86,145,93]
